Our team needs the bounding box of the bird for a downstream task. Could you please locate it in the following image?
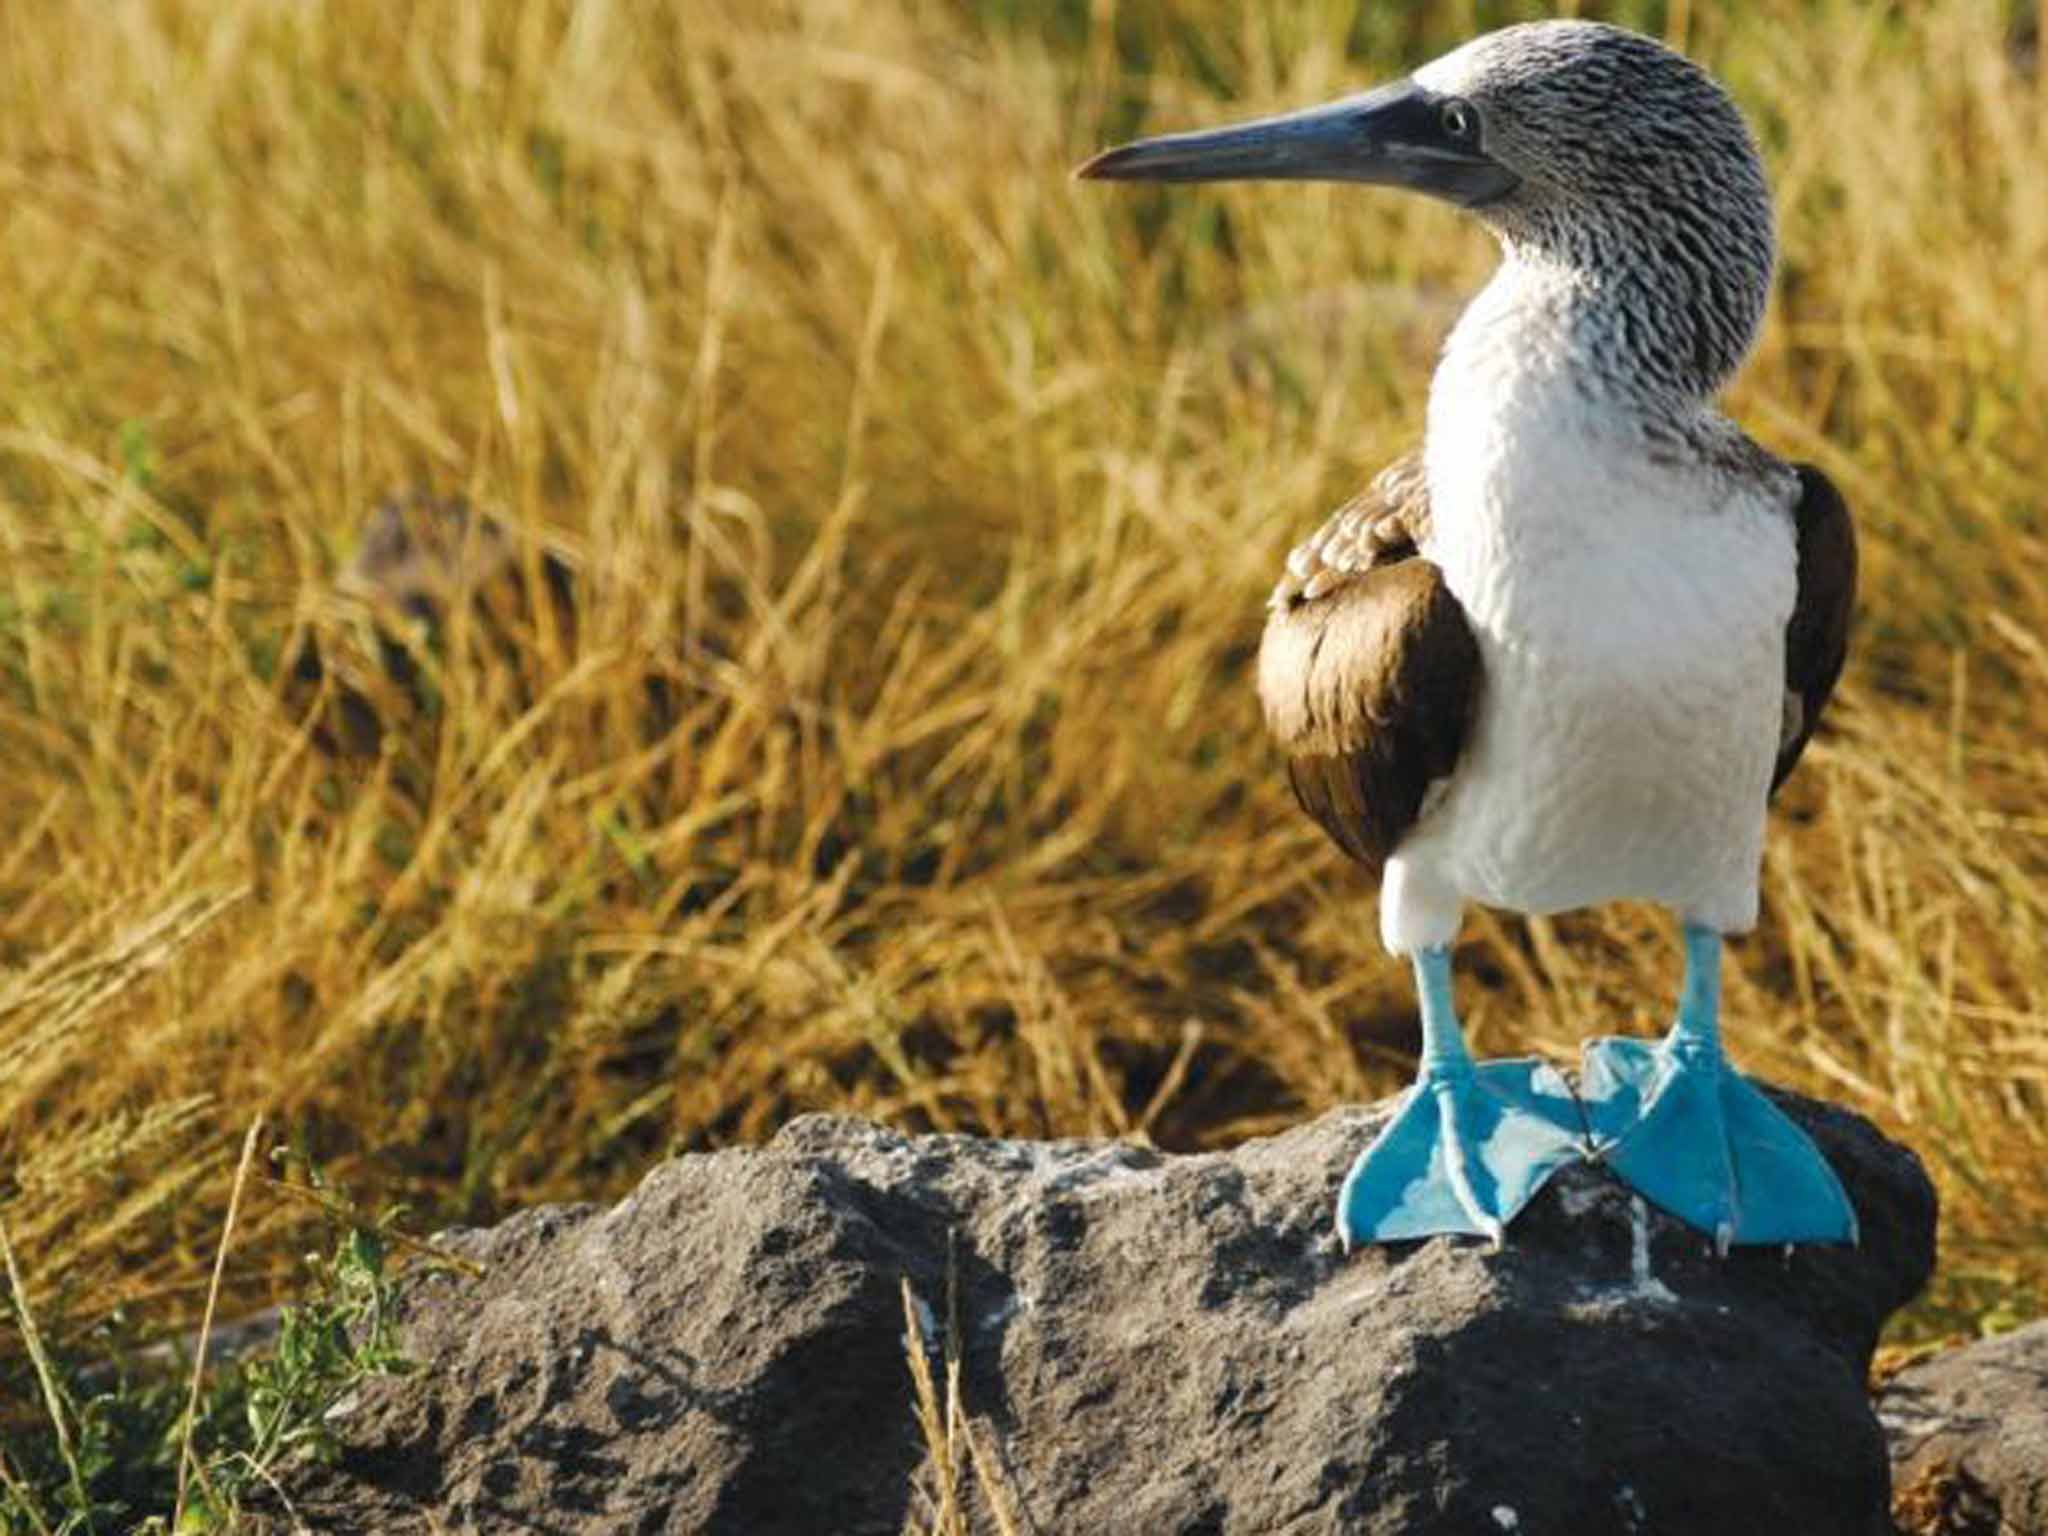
[1079,20,1858,1252]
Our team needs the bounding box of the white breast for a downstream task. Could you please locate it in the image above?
[1377,292,1798,954]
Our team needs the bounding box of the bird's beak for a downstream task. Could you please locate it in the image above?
[1075,79,1518,209]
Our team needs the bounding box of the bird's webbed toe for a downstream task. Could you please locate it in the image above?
[1337,1058,1586,1247]
[1581,1036,1858,1249]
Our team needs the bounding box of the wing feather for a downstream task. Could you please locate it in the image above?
[1257,454,1480,875]
[1772,464,1856,793]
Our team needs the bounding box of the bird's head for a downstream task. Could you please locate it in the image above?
[1080,21,1776,395]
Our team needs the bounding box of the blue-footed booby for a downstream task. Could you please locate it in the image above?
[1080,21,1858,1250]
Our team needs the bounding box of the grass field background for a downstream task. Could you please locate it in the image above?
[3,0,2047,1419]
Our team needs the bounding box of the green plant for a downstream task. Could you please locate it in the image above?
[0,1160,419,1535]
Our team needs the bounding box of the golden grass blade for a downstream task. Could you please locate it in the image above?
[0,1446,56,1536]
[172,1112,265,1530]
[0,1213,87,1522]
[962,1414,1026,1536]
[900,1276,961,1534]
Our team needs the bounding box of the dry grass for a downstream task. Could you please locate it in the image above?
[902,1263,1025,1536]
[1,0,2045,1396]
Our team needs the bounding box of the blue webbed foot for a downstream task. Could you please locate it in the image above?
[1338,945,1586,1248]
[1579,925,1858,1251]
[1337,1055,1585,1248]
[1580,1037,1857,1248]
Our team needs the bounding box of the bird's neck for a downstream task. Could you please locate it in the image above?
[1433,253,1713,437]
[1423,258,1689,558]
[1420,252,1795,598]
[1423,245,1788,499]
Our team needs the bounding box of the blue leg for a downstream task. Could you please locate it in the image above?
[1337,947,1586,1248]
[1580,924,1858,1251]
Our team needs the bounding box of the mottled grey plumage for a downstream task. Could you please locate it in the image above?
[1436,23,1778,416]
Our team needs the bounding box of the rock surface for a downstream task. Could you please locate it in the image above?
[263,1092,1935,1535]
[1884,1321,2048,1535]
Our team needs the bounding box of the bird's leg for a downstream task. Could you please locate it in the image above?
[1337,946,1585,1249]
[1580,924,1858,1251]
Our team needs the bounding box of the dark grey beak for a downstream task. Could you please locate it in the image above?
[1076,79,1518,209]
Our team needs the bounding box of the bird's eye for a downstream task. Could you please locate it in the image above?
[1440,99,1478,142]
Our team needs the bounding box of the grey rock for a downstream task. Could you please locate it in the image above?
[261,1091,1934,1535]
[1883,1321,2048,1535]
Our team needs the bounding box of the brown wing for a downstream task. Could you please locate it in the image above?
[1771,464,1856,794]
[1256,453,1480,877]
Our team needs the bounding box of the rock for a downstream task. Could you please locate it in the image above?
[261,1091,1934,1535]
[1884,1321,2048,1535]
